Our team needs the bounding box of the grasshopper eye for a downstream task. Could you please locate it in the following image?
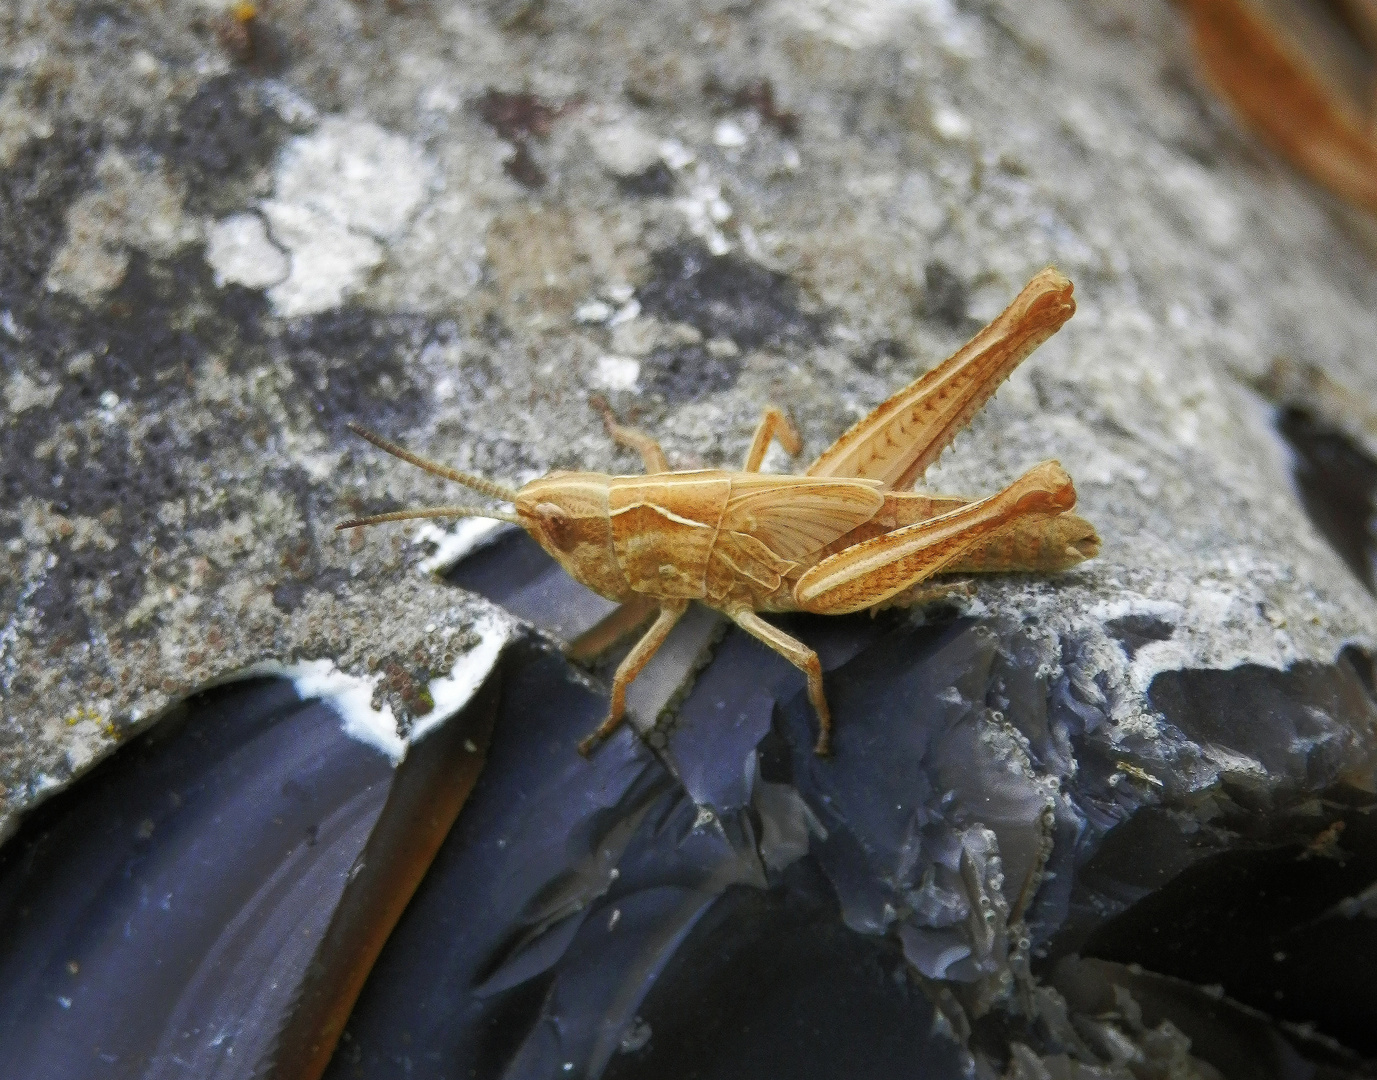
[535,502,576,551]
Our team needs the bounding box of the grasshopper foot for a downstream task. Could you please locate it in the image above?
[579,702,629,757]
[811,693,833,756]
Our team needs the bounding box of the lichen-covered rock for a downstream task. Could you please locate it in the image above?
[4,0,1377,1070]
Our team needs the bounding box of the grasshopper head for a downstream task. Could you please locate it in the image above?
[515,472,630,600]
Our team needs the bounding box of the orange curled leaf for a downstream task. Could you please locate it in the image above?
[1186,0,1377,214]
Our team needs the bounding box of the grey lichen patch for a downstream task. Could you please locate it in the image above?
[158,73,296,217]
[5,0,1377,863]
[257,116,437,316]
[636,240,825,352]
[0,79,55,169]
[45,148,201,304]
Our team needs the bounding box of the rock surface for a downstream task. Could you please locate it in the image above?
[6,0,1377,1072]
[5,0,1377,832]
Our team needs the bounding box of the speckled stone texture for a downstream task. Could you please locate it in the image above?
[2,0,1376,859]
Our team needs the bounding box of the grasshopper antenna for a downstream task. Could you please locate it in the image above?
[337,506,520,530]
[345,421,519,503]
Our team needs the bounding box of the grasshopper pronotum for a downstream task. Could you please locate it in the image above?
[339,268,1099,755]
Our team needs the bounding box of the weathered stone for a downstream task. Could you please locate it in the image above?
[5,0,1377,1072]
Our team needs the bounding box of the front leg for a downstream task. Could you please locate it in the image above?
[794,461,1077,614]
[578,599,688,755]
[742,405,803,472]
[592,396,669,474]
[729,609,832,756]
[566,595,657,661]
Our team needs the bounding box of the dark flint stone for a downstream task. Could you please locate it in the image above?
[1075,791,1377,1060]
[323,609,1067,1074]
[323,640,685,1079]
[355,533,1377,1073]
[1052,958,1373,1080]
[665,629,781,812]
[1147,656,1375,789]
[602,869,964,1080]
[0,668,501,1079]
[1276,407,1377,593]
[326,631,968,1078]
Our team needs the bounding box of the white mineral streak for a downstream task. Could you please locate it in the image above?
[589,117,662,177]
[417,611,513,739]
[257,117,435,316]
[283,657,407,760]
[273,610,514,762]
[591,354,641,392]
[414,519,515,575]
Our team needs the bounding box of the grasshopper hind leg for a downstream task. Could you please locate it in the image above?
[794,461,1077,616]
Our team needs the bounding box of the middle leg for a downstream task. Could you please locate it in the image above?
[566,595,658,662]
[730,608,833,755]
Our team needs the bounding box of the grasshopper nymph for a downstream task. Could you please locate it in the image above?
[339,268,1099,755]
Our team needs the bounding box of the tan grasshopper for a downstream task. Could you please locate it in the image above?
[339,267,1098,755]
